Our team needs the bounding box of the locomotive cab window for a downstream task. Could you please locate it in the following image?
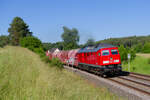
[111,49,118,55]
[102,50,109,56]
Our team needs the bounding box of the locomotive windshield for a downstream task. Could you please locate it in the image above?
[111,49,118,55]
[102,50,109,56]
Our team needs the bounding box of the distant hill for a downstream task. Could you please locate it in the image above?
[43,35,150,50]
[96,35,150,47]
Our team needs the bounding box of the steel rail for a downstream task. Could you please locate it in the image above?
[130,72,150,78]
[108,78,150,96]
[118,77,150,88]
[129,74,150,82]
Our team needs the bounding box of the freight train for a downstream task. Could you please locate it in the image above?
[46,44,122,77]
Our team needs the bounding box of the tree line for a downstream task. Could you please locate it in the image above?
[0,17,80,50]
[2,16,150,63]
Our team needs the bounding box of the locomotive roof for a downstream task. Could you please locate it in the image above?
[78,43,115,53]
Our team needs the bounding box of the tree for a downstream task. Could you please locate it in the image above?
[43,42,63,51]
[118,45,128,62]
[0,35,10,47]
[8,17,32,45]
[118,45,136,62]
[53,42,63,50]
[129,49,136,61]
[85,38,95,46]
[134,43,142,53]
[142,42,150,53]
[61,26,79,50]
[43,42,53,51]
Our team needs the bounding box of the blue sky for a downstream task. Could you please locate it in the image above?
[1,0,150,44]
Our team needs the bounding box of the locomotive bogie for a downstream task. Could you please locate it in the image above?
[78,63,122,76]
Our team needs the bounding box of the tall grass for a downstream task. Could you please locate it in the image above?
[122,56,150,74]
[0,46,124,100]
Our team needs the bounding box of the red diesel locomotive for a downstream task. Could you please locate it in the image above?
[46,44,122,77]
[77,44,122,76]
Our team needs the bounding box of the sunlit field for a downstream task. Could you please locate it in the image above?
[123,55,150,75]
[0,46,124,100]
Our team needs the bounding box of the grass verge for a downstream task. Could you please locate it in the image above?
[0,46,124,100]
[122,55,150,75]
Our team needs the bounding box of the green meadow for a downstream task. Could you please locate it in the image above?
[122,54,150,75]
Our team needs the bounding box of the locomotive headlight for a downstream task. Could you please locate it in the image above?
[114,60,119,62]
[103,61,109,64]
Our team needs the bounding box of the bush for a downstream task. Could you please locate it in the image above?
[20,36,43,51]
[20,36,45,56]
[50,58,63,69]
[19,36,63,69]
[20,36,49,62]
[33,47,45,56]
[0,35,9,47]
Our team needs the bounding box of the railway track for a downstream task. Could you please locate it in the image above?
[128,75,150,82]
[107,78,150,96]
[130,72,150,78]
[108,72,150,96]
[129,72,150,81]
[65,65,150,99]
[118,76,150,87]
[108,76,150,96]
[80,67,150,95]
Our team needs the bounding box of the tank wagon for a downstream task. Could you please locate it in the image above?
[46,43,122,77]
